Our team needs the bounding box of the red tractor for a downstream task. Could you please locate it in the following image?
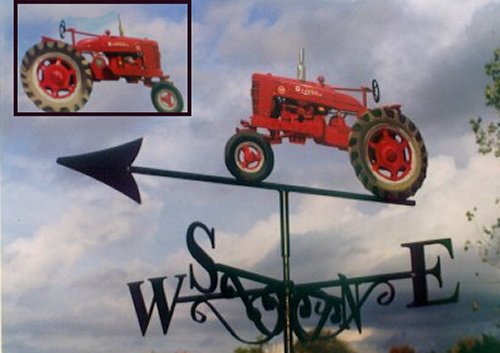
[225,50,427,200]
[20,19,183,113]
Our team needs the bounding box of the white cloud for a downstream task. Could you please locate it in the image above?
[3,191,162,296]
[409,0,497,39]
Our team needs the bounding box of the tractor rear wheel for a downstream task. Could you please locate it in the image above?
[348,107,427,200]
[151,81,184,113]
[225,130,274,183]
[20,41,93,112]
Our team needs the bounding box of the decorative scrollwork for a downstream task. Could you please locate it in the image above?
[359,279,396,307]
[171,268,406,344]
[187,265,285,344]
[127,221,457,348]
[292,288,345,341]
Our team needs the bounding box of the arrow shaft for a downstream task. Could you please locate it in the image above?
[129,166,415,206]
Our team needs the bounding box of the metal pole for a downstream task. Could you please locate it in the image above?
[279,189,293,353]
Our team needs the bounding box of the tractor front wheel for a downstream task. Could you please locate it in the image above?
[225,131,274,183]
[348,107,427,200]
[20,41,93,112]
[151,82,184,113]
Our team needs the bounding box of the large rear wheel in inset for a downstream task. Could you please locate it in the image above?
[348,107,427,200]
[225,131,274,183]
[20,41,93,112]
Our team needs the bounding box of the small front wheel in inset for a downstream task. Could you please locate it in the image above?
[151,81,184,113]
[348,107,427,200]
[225,131,274,183]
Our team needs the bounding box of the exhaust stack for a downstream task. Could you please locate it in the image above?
[297,48,306,81]
[118,14,125,36]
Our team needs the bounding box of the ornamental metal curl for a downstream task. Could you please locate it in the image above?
[126,221,459,345]
[57,138,459,353]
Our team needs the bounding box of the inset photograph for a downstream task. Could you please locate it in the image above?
[15,1,190,116]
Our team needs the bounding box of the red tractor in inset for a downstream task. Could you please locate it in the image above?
[225,50,427,200]
[20,19,183,113]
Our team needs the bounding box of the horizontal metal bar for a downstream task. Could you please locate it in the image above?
[295,270,414,290]
[130,166,415,206]
[216,263,283,286]
[176,287,271,304]
[174,270,415,304]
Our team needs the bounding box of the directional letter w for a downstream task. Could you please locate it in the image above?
[127,275,186,335]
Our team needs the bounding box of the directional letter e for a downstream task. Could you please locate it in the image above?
[401,238,460,307]
[127,275,186,335]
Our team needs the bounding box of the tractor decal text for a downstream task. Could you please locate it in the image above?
[107,41,130,47]
[294,85,323,97]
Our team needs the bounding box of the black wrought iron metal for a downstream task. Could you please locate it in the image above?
[57,139,458,353]
[57,138,142,203]
[280,190,293,353]
[126,221,459,347]
[57,138,415,206]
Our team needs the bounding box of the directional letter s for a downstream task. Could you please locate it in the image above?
[187,221,218,293]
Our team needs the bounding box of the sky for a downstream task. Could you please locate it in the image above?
[2,1,500,353]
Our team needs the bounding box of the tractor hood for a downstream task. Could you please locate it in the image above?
[252,73,368,116]
[75,35,160,54]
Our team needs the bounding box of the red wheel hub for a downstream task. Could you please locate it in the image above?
[160,90,175,108]
[37,56,77,99]
[237,143,263,171]
[367,127,413,182]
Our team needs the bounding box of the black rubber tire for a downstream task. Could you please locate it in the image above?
[348,107,427,200]
[20,41,93,112]
[225,130,274,182]
[151,81,184,113]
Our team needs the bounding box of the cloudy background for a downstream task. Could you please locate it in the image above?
[2,0,500,353]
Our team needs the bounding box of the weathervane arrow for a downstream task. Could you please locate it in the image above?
[57,138,415,206]
[55,138,441,353]
[57,138,143,203]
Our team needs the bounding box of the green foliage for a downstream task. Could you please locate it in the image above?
[466,48,500,273]
[233,331,356,353]
[485,49,500,111]
[465,201,500,268]
[470,48,500,157]
[294,335,356,353]
[233,346,264,353]
[388,346,415,353]
[449,334,500,353]
[470,117,500,156]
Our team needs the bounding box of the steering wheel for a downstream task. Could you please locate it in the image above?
[371,79,380,103]
[59,20,66,39]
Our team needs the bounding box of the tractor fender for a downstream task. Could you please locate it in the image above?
[41,36,59,43]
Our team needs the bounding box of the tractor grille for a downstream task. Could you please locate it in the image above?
[152,46,161,69]
[251,79,260,115]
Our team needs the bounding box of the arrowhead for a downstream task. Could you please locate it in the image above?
[57,138,143,203]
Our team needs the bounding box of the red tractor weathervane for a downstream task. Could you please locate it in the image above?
[225,49,427,200]
[20,18,183,113]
